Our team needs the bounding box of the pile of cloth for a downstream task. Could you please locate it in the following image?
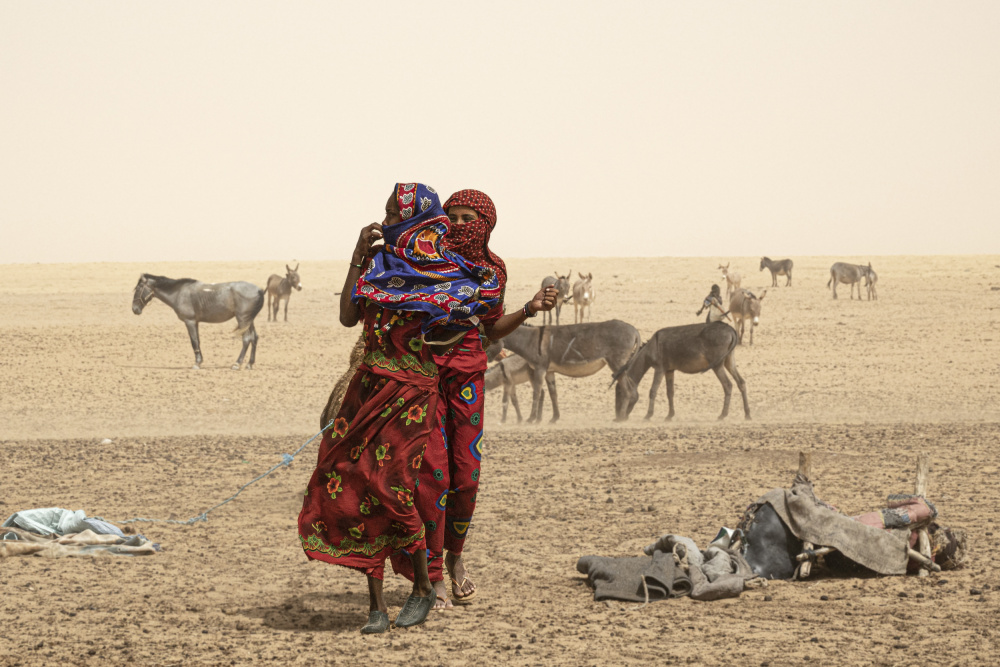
[577,532,755,603]
[577,478,964,603]
[1,508,158,558]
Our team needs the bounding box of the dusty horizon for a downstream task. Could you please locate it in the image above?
[3,2,1000,264]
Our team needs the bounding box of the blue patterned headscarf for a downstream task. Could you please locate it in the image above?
[352,183,502,334]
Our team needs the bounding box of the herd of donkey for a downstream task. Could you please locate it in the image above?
[130,257,879,425]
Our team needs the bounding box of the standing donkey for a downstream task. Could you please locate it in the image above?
[572,272,595,323]
[540,270,573,325]
[759,257,793,287]
[132,274,264,370]
[865,268,878,301]
[729,288,767,345]
[827,262,873,300]
[719,263,742,299]
[265,263,302,322]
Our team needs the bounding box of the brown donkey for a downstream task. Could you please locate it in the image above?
[265,264,302,322]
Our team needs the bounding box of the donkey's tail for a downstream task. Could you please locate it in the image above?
[232,289,265,337]
[609,334,645,388]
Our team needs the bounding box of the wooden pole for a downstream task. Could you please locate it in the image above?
[797,452,816,578]
[915,453,933,577]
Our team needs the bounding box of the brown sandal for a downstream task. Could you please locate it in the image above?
[450,576,477,604]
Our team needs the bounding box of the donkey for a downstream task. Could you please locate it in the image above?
[572,272,595,323]
[827,262,873,300]
[865,268,878,301]
[265,263,302,322]
[759,257,793,287]
[484,355,537,423]
[540,270,573,325]
[501,320,641,422]
[131,274,264,370]
[615,321,750,421]
[729,288,767,345]
[719,263,742,299]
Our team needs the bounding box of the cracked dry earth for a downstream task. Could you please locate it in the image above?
[1,256,998,666]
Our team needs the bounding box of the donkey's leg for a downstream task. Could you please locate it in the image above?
[246,324,259,370]
[501,386,510,423]
[665,370,676,421]
[510,385,523,423]
[234,324,252,370]
[266,292,272,322]
[712,365,733,420]
[545,371,559,423]
[723,353,750,419]
[185,320,203,369]
[528,368,546,423]
[644,368,663,420]
[283,296,290,322]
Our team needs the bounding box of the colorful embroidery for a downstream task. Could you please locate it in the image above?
[469,430,483,462]
[349,437,369,462]
[332,417,349,438]
[375,443,391,467]
[299,525,425,560]
[401,403,428,426]
[325,471,342,500]
[392,485,414,507]
[470,412,481,426]
[364,349,437,378]
[458,381,478,405]
[348,523,366,539]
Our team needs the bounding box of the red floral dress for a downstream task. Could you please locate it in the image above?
[298,302,438,580]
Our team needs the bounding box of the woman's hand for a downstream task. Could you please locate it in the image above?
[528,286,559,314]
[353,223,383,265]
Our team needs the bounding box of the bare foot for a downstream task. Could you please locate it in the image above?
[432,580,452,610]
[445,551,477,602]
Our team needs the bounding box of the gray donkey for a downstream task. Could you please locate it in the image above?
[265,263,302,322]
[759,257,793,287]
[615,321,750,421]
[540,270,573,325]
[827,262,873,299]
[501,320,641,423]
[484,355,536,423]
[132,274,264,370]
[729,288,767,345]
[865,268,878,301]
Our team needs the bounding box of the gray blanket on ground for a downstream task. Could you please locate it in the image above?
[576,551,689,603]
[758,482,910,575]
[643,534,755,601]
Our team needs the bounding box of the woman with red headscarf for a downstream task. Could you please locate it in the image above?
[391,189,557,608]
[299,183,502,633]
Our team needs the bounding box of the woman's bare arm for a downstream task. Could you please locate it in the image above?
[482,286,558,341]
[339,223,383,327]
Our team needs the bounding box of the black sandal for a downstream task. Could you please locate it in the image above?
[360,610,390,634]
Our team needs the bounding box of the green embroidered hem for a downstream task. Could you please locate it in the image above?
[300,524,426,560]
[364,348,437,378]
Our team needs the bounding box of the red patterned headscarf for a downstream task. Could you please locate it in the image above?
[442,190,507,298]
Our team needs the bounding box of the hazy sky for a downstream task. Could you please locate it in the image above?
[2,2,999,264]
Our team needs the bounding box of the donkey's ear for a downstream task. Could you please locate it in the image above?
[760,290,768,299]
[578,272,585,279]
[286,264,291,272]
[588,272,593,280]
[294,263,299,271]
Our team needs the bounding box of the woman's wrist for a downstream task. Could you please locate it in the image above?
[522,301,537,318]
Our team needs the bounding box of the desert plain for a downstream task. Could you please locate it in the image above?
[1,255,999,666]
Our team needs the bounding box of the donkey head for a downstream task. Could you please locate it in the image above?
[286,263,302,291]
[132,275,155,315]
[759,257,768,271]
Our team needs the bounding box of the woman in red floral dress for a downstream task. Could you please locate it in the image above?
[390,189,557,608]
[298,183,501,634]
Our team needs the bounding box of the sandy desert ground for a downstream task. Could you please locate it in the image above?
[1,255,999,666]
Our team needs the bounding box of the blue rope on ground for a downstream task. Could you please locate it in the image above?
[119,421,333,526]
